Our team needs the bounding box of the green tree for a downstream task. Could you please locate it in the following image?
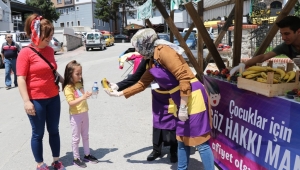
[94,0,172,33]
[295,1,300,17]
[25,0,60,22]
[94,0,118,32]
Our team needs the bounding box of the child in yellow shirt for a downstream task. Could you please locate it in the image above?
[63,60,99,168]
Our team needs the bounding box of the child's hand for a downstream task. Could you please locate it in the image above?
[82,91,92,99]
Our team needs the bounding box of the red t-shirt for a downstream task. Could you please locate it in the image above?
[17,44,59,99]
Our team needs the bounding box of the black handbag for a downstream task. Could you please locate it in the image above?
[28,47,60,85]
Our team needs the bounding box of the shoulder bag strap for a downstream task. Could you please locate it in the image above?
[28,46,55,70]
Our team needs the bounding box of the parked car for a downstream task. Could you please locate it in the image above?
[158,33,170,41]
[85,32,106,51]
[103,34,115,46]
[49,37,62,54]
[173,32,197,50]
[114,34,130,43]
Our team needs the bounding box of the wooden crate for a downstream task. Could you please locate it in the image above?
[237,77,299,97]
[237,63,300,97]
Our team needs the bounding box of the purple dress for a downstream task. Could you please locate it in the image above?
[149,61,211,138]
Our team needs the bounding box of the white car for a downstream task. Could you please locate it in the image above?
[85,32,106,51]
[49,37,62,54]
[0,31,31,48]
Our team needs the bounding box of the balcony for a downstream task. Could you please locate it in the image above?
[64,0,73,5]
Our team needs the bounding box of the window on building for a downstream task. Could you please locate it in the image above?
[76,6,79,10]
[65,8,69,14]
[76,0,79,2]
[102,21,105,27]
[98,20,101,26]
[71,22,73,26]
[64,0,72,5]
[59,9,64,14]
[57,0,62,4]
[60,23,64,27]
[77,21,80,26]
[70,7,73,11]
[67,22,69,27]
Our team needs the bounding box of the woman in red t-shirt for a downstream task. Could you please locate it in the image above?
[16,14,65,170]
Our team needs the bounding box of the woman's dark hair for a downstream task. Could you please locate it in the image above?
[62,60,83,90]
[24,13,54,41]
[204,78,220,95]
[276,16,300,32]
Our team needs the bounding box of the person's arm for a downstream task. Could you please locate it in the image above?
[64,85,91,106]
[121,68,155,98]
[155,45,195,111]
[155,45,195,97]
[244,51,277,67]
[18,76,36,115]
[230,50,278,76]
[116,59,148,91]
[1,44,4,62]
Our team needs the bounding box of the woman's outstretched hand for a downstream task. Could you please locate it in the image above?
[104,89,123,97]
[109,82,119,90]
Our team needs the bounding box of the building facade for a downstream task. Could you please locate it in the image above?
[125,1,253,31]
[51,0,118,32]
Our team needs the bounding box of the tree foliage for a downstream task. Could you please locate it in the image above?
[295,1,300,17]
[94,0,118,23]
[25,0,60,22]
[94,0,172,32]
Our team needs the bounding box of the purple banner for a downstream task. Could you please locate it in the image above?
[204,76,300,170]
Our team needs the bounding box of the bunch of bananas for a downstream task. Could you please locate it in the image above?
[242,66,296,83]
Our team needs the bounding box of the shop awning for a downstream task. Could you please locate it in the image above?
[124,23,145,30]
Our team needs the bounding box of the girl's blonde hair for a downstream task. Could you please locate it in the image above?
[63,60,83,90]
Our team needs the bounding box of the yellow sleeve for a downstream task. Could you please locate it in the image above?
[64,85,75,102]
[154,45,195,96]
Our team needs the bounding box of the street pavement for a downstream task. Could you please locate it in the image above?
[0,43,218,170]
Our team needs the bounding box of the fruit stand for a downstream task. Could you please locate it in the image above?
[142,0,300,169]
[203,75,300,170]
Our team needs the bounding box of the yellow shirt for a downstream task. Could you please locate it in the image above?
[64,82,89,115]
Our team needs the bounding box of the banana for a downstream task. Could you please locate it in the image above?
[101,78,112,91]
[257,78,267,83]
[261,72,268,79]
[242,70,260,77]
[246,66,267,72]
[283,73,290,80]
[266,67,275,72]
[273,68,285,79]
[274,73,281,80]
[286,71,296,83]
[245,73,261,79]
[273,78,279,84]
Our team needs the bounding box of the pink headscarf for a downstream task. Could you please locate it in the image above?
[30,16,43,46]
